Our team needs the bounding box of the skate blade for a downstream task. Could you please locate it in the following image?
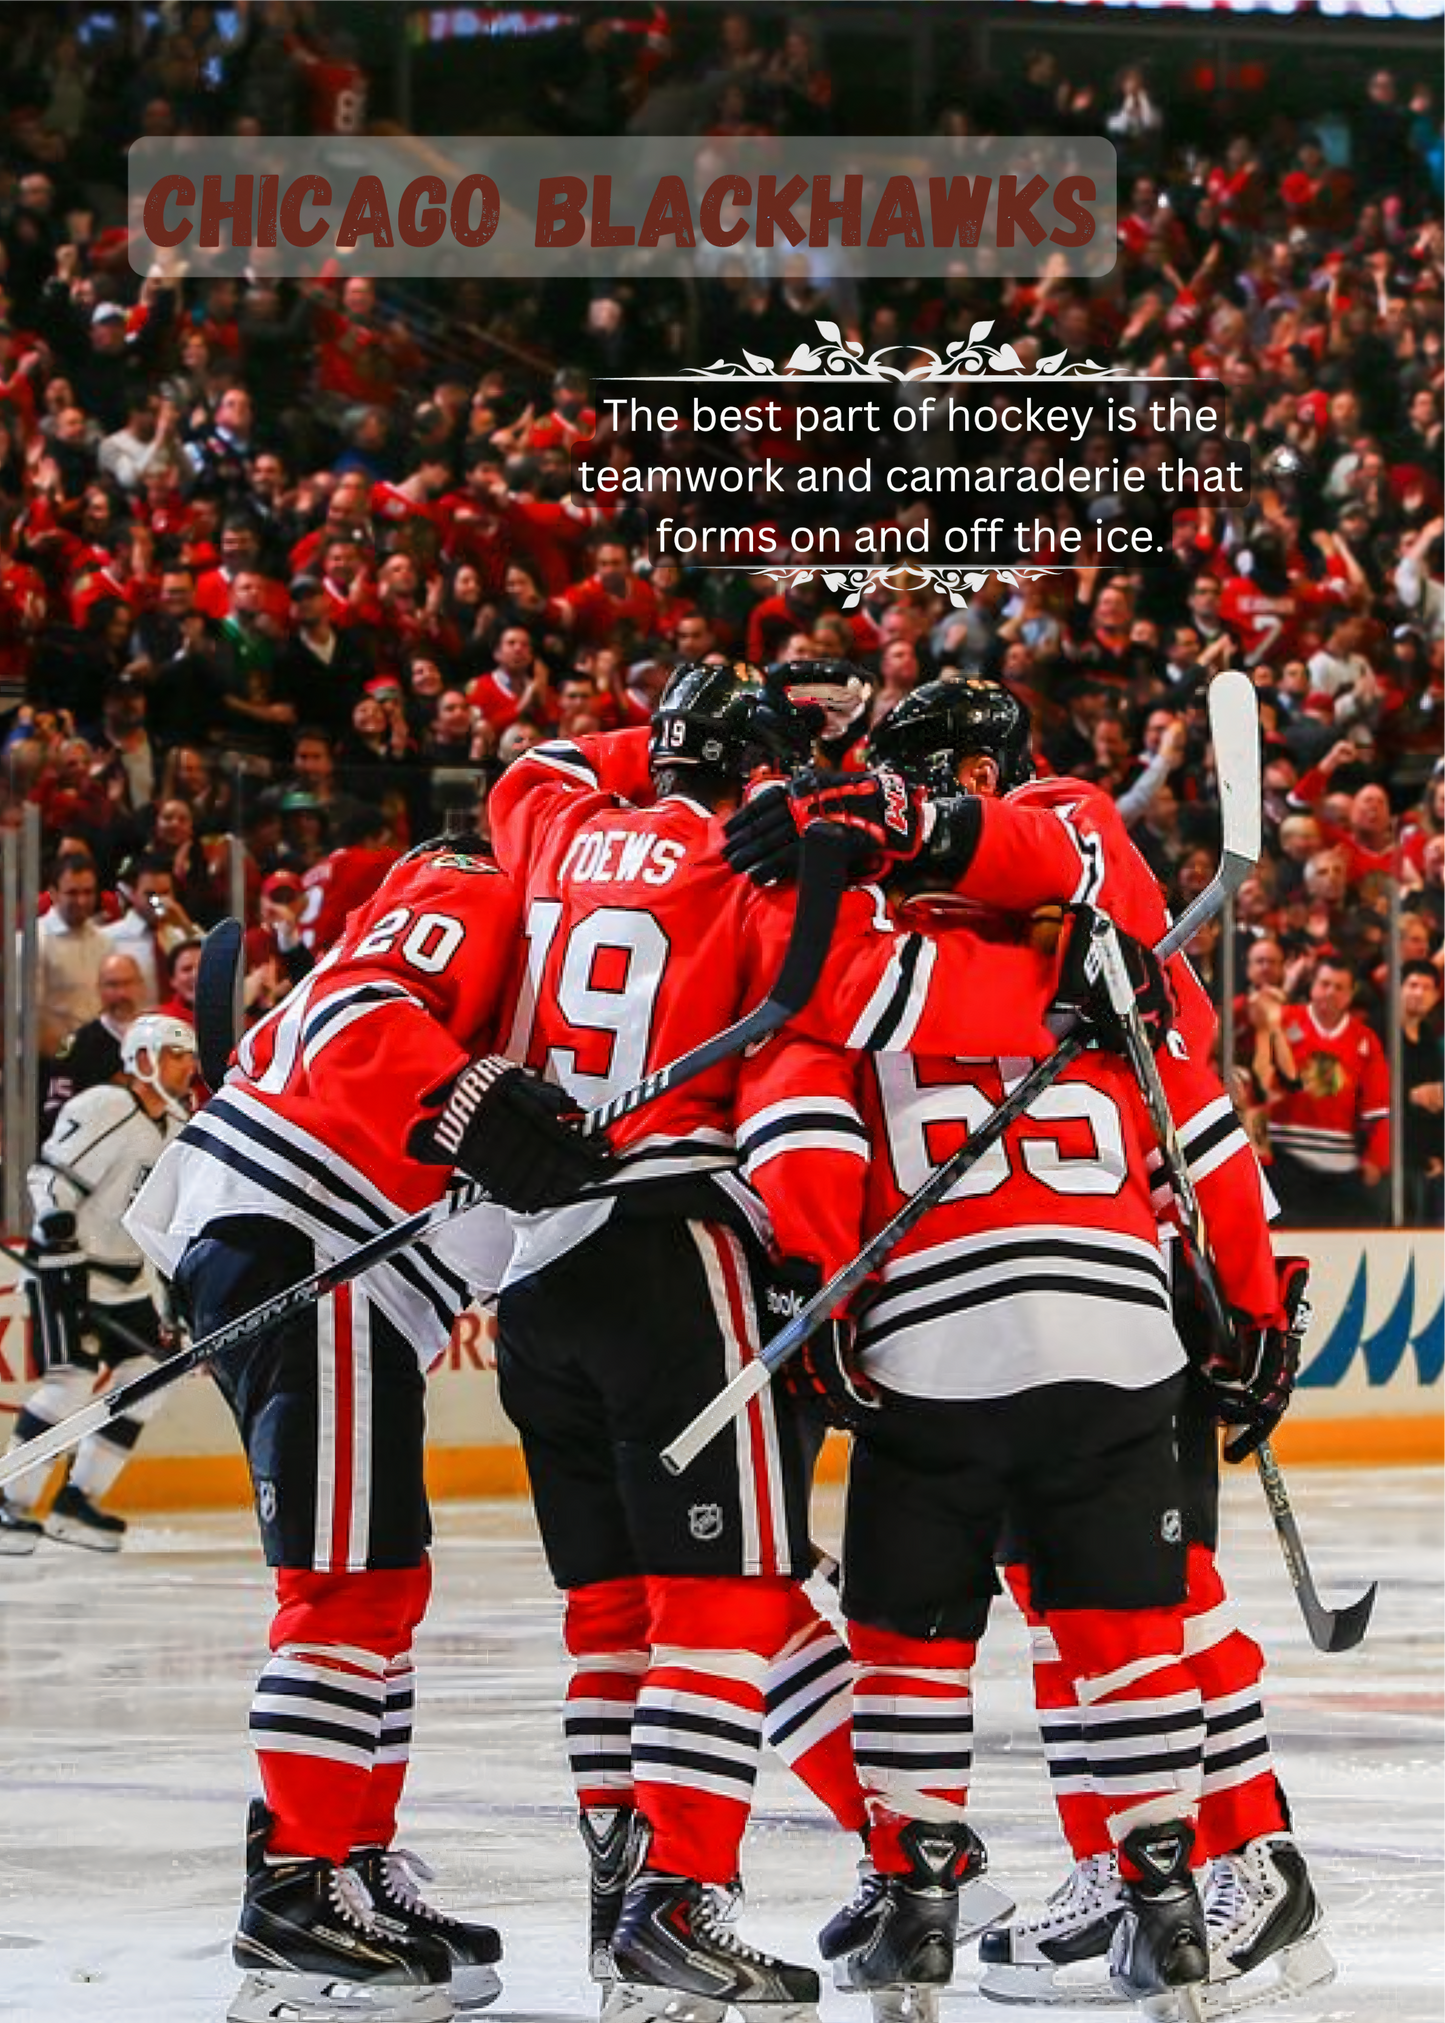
[1199,1933,1337,2019]
[956,1876,1017,1945]
[452,1963,503,2010]
[866,1992,940,2023]
[979,1960,1126,2006]
[43,1516,123,1553]
[601,1984,727,2023]
[1125,1987,1206,2023]
[227,1970,454,2023]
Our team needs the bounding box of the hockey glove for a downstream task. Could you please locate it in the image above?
[1202,1256,1311,1464]
[1049,905,1173,1054]
[725,768,929,886]
[765,1259,879,1433]
[24,1210,89,1371]
[409,1058,613,1214]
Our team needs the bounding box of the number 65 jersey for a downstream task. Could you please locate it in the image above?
[126,850,522,1367]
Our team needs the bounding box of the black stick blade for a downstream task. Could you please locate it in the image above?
[1318,1582,1378,1655]
[194,917,244,1089]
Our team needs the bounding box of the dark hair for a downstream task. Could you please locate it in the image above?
[1314,951,1354,977]
[1401,959,1441,986]
[337,805,389,847]
[51,848,97,886]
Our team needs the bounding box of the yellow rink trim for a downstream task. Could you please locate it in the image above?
[97,1414,1444,1515]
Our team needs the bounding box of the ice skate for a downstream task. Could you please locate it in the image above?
[0,1498,43,1556]
[230,1803,453,2023]
[1198,1835,1335,2018]
[604,1870,819,2023]
[44,1482,126,1552]
[978,1852,1126,2005]
[580,1806,639,1986]
[1107,1822,1209,2023]
[824,1820,979,2023]
[350,1845,502,2010]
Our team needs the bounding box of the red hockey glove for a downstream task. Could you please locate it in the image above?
[409,1058,613,1213]
[1202,1255,1311,1463]
[724,768,928,885]
[1048,905,1173,1054]
[765,1259,880,1433]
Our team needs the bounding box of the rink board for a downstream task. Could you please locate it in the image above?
[0,1227,1438,1511]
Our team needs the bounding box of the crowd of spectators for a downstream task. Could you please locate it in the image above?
[0,3,1440,1227]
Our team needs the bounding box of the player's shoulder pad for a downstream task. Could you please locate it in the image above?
[66,1081,137,1127]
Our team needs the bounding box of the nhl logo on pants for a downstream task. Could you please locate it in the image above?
[689,1503,724,1542]
[1160,1507,1182,1544]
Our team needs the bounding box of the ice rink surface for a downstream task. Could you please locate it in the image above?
[0,1467,1438,2023]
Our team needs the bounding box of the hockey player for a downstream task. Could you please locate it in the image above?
[728,678,1331,2017]
[126,837,608,2023]
[485,664,1100,2020]
[0,1013,197,1554]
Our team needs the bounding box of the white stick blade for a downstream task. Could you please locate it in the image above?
[1208,671,1262,869]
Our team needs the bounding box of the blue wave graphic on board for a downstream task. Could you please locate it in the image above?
[1299,1256,1444,1389]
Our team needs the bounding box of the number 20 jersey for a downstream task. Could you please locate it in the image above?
[125,851,521,1364]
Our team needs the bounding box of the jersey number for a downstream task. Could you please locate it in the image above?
[878,1058,1128,1201]
[510,900,668,1107]
[353,907,465,974]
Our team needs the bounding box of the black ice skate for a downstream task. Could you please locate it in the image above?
[0,1497,43,1556]
[824,1820,978,2023]
[977,1851,1126,2006]
[229,1802,453,2023]
[580,1805,639,1985]
[1107,1821,1209,2023]
[45,1483,126,1552]
[350,1844,502,2010]
[1199,1835,1335,2018]
[604,1870,820,2023]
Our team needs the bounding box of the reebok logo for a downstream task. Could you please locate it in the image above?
[765,1286,806,1319]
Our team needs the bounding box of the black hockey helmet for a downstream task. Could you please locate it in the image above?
[867,678,1035,795]
[649,660,766,779]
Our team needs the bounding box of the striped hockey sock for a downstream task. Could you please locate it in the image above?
[765,1591,867,1834]
[850,1624,975,1874]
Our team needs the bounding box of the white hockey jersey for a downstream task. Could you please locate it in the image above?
[30,1085,182,1307]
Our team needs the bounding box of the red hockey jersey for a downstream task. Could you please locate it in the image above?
[1270,1006,1390,1176]
[489,732,1064,1272]
[125,851,521,1362]
[952,774,1282,1326]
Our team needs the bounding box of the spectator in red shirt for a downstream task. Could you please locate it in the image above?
[562,538,658,648]
[465,624,549,734]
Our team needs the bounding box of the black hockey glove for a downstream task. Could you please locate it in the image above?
[765,1259,879,1433]
[1048,905,1173,1055]
[409,1058,613,1214]
[24,1210,89,1371]
[1201,1256,1311,1464]
[723,781,803,886]
[725,768,929,886]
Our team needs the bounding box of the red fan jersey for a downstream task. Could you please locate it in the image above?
[301,843,404,954]
[489,731,1061,1278]
[126,850,521,1362]
[1270,1006,1390,1177]
[1219,573,1349,668]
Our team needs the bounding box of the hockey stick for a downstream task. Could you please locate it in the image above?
[194,916,245,1089]
[1093,917,1377,1655]
[661,670,1262,1479]
[0,824,855,1496]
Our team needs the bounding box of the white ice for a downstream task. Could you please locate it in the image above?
[0,1468,1439,2023]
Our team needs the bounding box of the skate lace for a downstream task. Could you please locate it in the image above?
[378,1848,445,1922]
[693,1895,779,1967]
[1016,1854,1118,1936]
[329,1866,382,1931]
[1204,1856,1249,1938]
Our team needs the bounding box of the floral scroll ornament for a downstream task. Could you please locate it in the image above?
[681,318,1109,603]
